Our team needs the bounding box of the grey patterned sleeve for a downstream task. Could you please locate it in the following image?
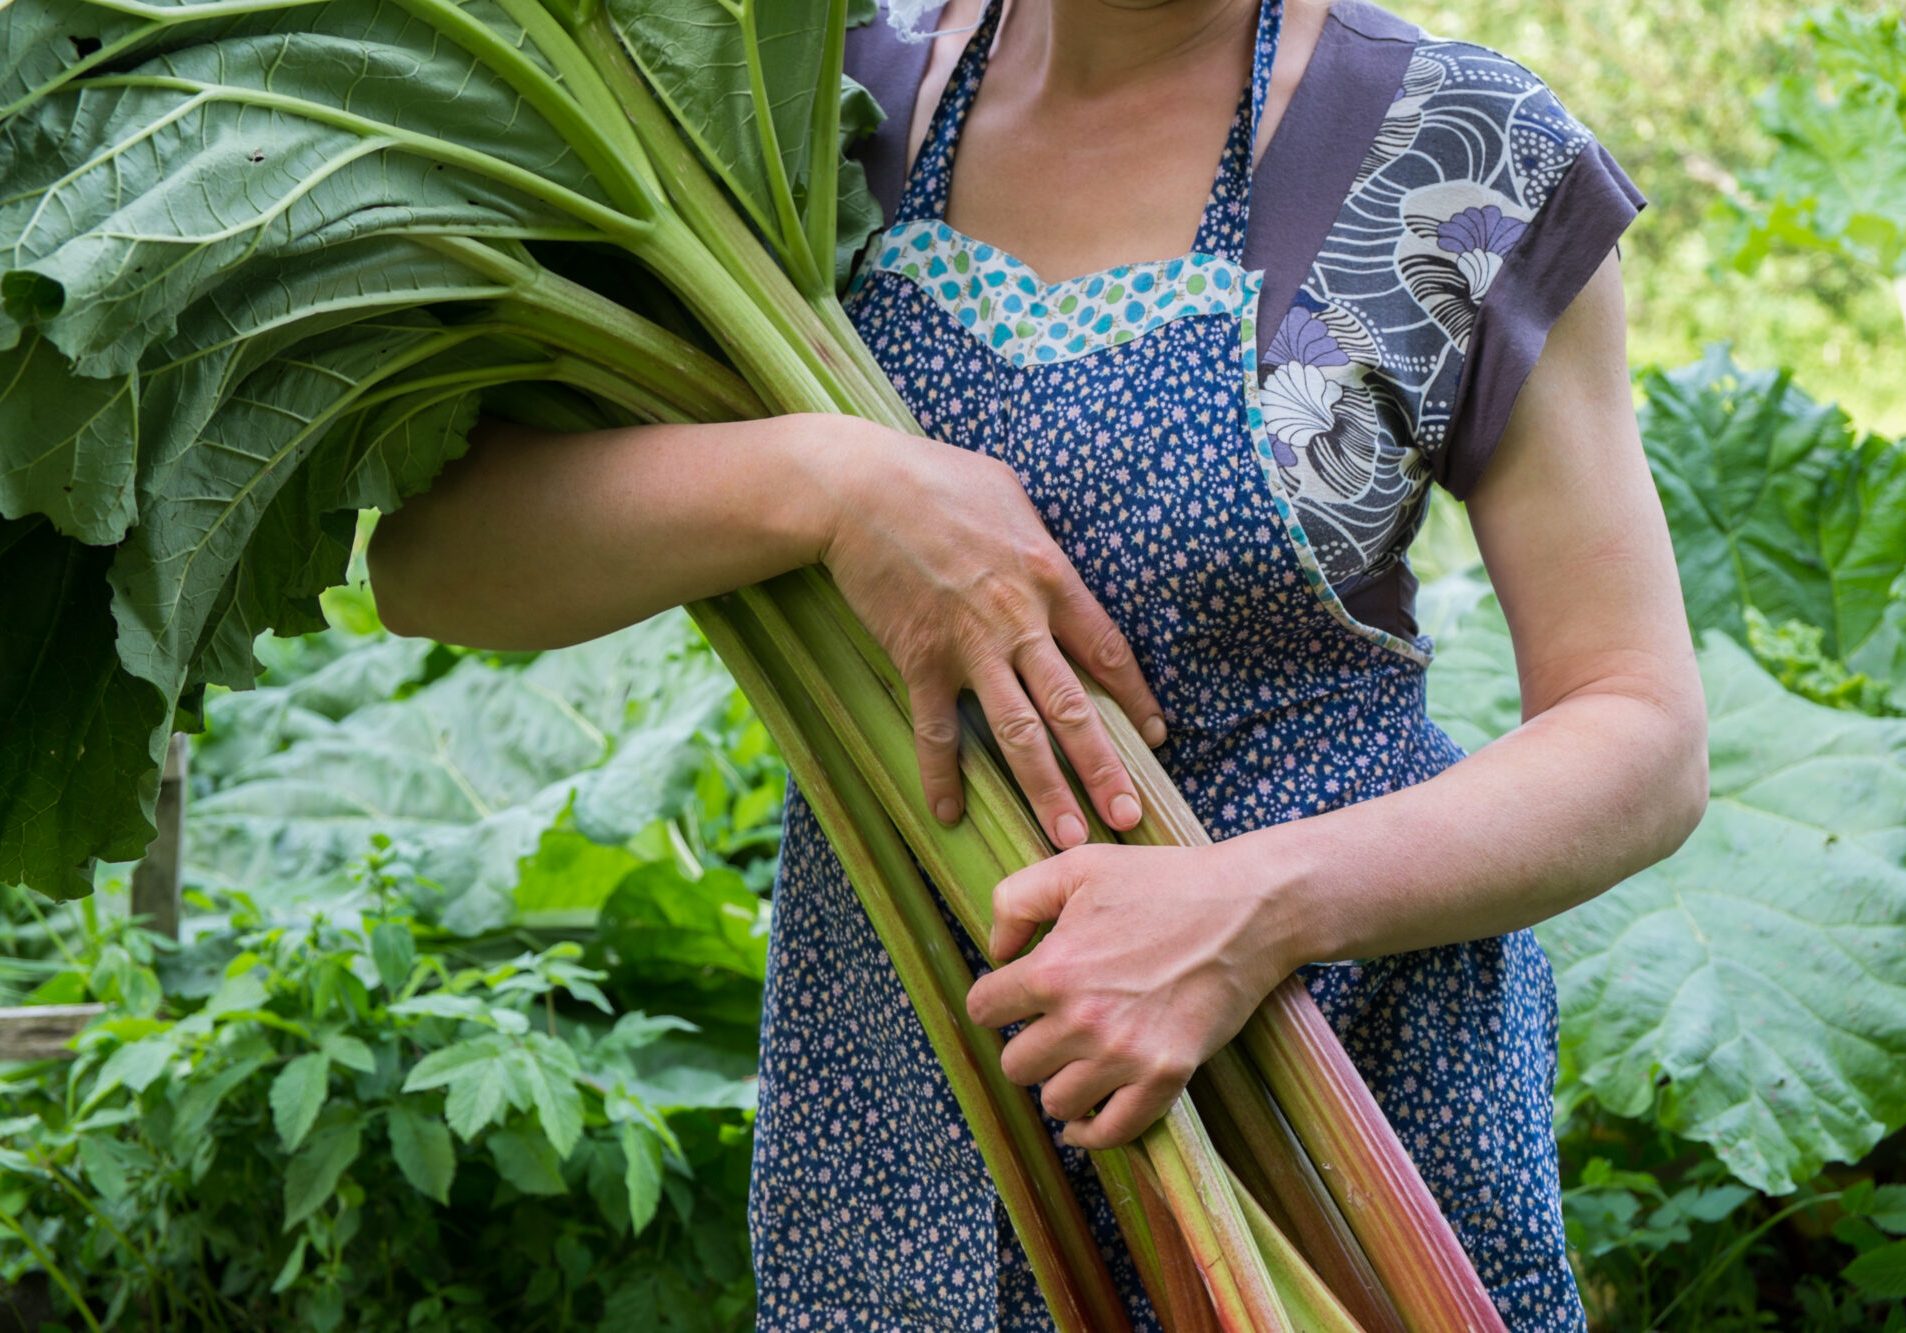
[1439,131,1648,500]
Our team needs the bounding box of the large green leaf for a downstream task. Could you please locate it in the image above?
[0,518,171,897]
[608,0,837,271]
[0,0,651,898]
[1736,8,1906,280]
[185,612,734,932]
[1428,592,1906,1194]
[1641,346,1906,712]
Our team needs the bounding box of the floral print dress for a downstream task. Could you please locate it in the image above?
[747,2,1642,1329]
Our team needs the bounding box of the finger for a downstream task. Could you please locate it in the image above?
[1016,642,1142,833]
[987,854,1085,961]
[906,675,964,824]
[1063,1079,1179,1151]
[1051,582,1166,749]
[996,1015,1077,1088]
[966,952,1049,1029]
[1038,1058,1126,1123]
[971,663,1088,850]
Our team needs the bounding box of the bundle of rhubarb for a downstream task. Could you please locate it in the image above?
[0,0,1505,1326]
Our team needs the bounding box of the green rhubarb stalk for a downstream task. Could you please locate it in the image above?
[568,10,916,428]
[1193,1053,1407,1333]
[766,572,1297,1329]
[413,236,764,422]
[1126,1148,1228,1333]
[1151,1103,1291,1330]
[1088,1142,1182,1329]
[773,570,1317,1329]
[1224,1161,1365,1333]
[694,594,1131,1332]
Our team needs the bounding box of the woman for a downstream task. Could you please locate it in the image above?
[367,0,1709,1326]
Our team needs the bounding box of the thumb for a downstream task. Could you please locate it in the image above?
[989,850,1090,961]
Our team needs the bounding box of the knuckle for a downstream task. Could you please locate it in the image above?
[1091,622,1134,673]
[1026,953,1071,999]
[1148,1049,1196,1087]
[993,708,1048,752]
[912,712,960,749]
[1041,680,1095,729]
[1068,994,1114,1040]
[1021,543,1070,590]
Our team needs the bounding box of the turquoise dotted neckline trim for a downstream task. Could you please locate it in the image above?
[855,220,1250,369]
[1237,271,1434,669]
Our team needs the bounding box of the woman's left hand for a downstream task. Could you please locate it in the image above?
[964,841,1302,1149]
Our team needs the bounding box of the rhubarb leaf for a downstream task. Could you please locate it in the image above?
[1429,593,1906,1194]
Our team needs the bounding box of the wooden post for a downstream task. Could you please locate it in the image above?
[0,1004,106,1060]
[129,731,188,941]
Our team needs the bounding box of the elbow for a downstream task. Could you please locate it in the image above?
[365,514,431,640]
[1654,694,1711,860]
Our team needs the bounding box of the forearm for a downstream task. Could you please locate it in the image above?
[1248,669,1709,970]
[367,412,856,649]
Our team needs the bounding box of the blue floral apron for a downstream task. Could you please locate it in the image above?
[747,1,1586,1327]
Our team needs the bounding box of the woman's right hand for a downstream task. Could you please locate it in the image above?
[816,419,1167,848]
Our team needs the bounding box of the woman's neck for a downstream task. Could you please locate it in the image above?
[1000,0,1261,96]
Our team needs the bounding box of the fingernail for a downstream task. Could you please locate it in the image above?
[1142,715,1167,747]
[1110,793,1142,828]
[935,798,961,824]
[1055,813,1086,848]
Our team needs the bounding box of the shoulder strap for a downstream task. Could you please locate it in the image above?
[845,5,949,229]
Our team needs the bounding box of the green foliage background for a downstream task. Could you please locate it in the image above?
[4,1,1905,1330]
[1392,0,1906,438]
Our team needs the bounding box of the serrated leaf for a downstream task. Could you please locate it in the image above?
[319,1032,376,1074]
[95,1036,174,1097]
[282,1114,362,1229]
[1845,1240,1906,1300]
[515,1036,583,1160]
[387,1103,456,1205]
[404,1034,515,1140]
[1873,1184,1906,1235]
[370,922,416,993]
[271,1236,309,1295]
[271,1052,331,1153]
[488,1125,566,1196]
[618,1121,663,1235]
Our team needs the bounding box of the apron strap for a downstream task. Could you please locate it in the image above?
[892,0,1006,226]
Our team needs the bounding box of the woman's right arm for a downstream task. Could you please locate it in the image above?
[367,414,1166,845]
[368,413,856,653]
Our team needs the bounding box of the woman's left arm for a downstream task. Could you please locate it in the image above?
[966,248,1711,1149]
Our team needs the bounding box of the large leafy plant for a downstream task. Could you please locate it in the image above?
[1727,5,1906,331]
[0,855,757,1332]
[1424,346,1906,1231]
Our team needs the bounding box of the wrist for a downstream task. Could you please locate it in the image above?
[1215,820,1343,983]
[765,412,878,569]
[782,413,891,569]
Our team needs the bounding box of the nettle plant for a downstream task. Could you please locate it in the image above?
[0,844,748,1332]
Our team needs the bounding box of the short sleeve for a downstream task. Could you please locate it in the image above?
[1438,98,1647,499]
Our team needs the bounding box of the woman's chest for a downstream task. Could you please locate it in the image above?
[846,262,1367,700]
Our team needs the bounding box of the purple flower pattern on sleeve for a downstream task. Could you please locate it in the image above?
[1256,38,1596,598]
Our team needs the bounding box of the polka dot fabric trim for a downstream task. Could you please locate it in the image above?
[854,219,1252,369]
